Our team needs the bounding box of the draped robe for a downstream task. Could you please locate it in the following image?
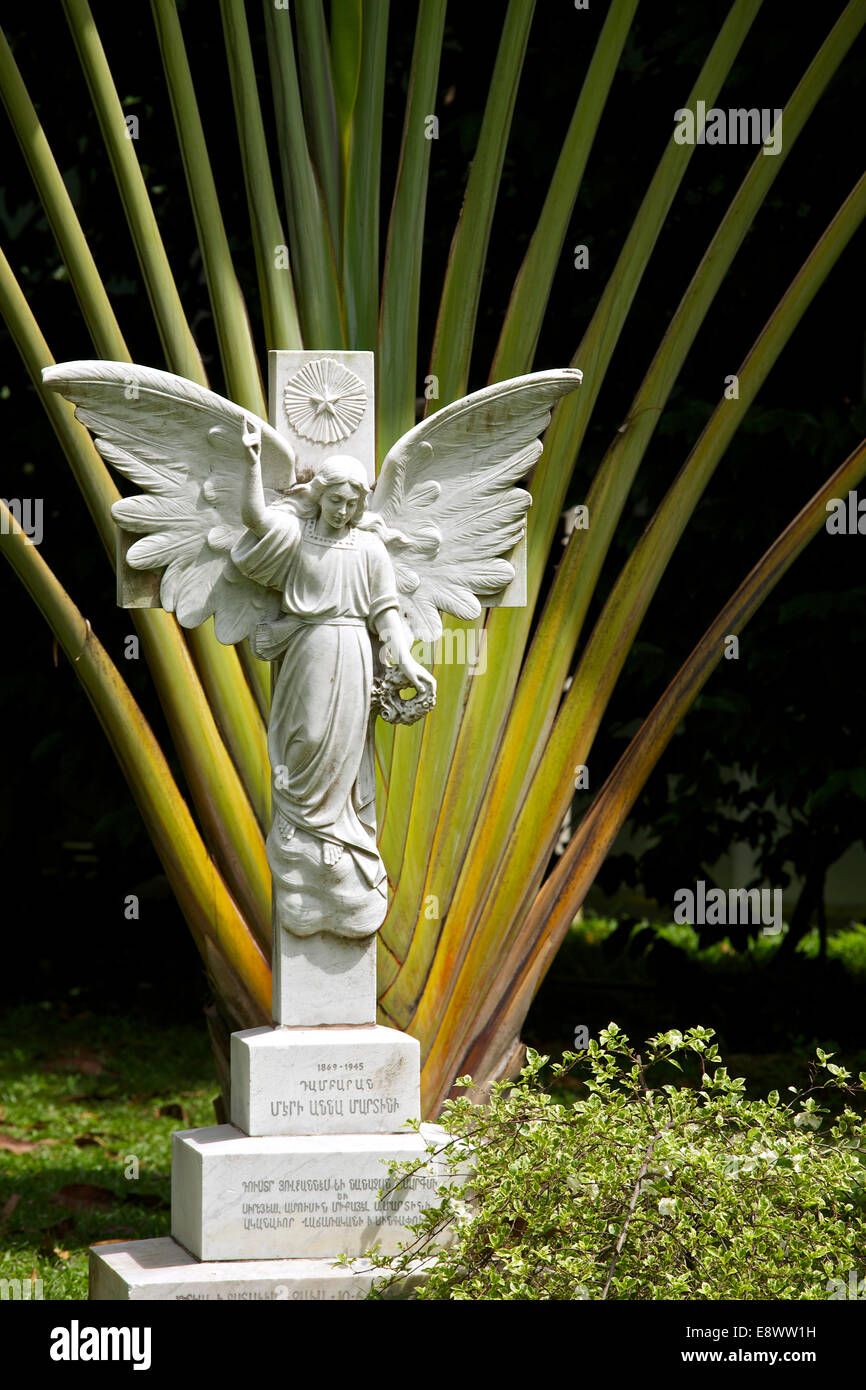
[231,509,399,937]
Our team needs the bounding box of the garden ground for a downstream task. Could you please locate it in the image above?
[2,913,864,1300]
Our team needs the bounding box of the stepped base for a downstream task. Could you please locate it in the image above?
[231,1024,420,1136]
[172,1122,447,1261]
[89,1237,424,1301]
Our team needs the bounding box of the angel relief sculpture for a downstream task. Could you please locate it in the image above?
[43,360,582,943]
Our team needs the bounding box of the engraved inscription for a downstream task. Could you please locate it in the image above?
[265,1057,407,1122]
[236,1171,438,1232]
[175,1288,365,1301]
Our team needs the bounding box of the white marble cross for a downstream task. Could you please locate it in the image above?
[47,349,581,1302]
[46,351,581,1030]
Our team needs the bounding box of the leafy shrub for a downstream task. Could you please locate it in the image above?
[363,1026,866,1300]
[798,923,866,978]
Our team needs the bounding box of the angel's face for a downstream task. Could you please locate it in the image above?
[319,482,362,532]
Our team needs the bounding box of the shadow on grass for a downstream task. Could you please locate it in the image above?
[0,1006,216,1300]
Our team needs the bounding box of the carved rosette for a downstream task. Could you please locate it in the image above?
[282,357,367,444]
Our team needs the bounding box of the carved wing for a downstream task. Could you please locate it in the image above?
[369,369,582,641]
[42,361,296,643]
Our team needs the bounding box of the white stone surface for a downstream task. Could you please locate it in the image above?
[273,931,377,1026]
[89,1237,428,1300]
[269,350,376,485]
[45,357,580,950]
[171,1123,449,1262]
[231,1024,420,1136]
[46,353,581,1302]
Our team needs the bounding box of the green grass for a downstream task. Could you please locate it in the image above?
[0,1005,216,1301]
[798,921,866,976]
[574,909,866,973]
[4,913,865,1301]
[527,910,866,1104]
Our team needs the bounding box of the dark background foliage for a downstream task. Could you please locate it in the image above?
[1,2,863,1035]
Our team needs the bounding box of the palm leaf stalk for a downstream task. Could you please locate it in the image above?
[340,0,388,350]
[218,0,303,354]
[294,0,342,262]
[60,0,206,381]
[216,0,304,719]
[459,432,866,1091]
[420,170,866,1112]
[380,0,766,939]
[0,242,271,948]
[1,4,863,1119]
[0,22,272,930]
[374,0,448,811]
[380,0,766,995]
[373,0,632,923]
[375,0,537,862]
[490,0,640,382]
[264,0,345,346]
[405,17,866,1095]
[425,0,537,410]
[36,4,274,817]
[0,500,271,1024]
[150,0,265,415]
[473,0,866,864]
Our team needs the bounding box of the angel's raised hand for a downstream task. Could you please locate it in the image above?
[242,415,262,464]
[41,361,297,647]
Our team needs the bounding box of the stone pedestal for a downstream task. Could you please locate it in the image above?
[172,1123,445,1261]
[273,933,378,1026]
[90,1238,429,1301]
[90,939,450,1299]
[230,1024,420,1135]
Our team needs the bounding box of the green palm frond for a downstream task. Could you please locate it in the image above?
[2,1,863,1117]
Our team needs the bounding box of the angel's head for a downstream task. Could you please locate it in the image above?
[287,455,371,530]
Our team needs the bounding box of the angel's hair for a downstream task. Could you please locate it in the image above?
[282,455,407,543]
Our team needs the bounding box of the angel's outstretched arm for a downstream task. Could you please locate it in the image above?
[240,418,273,537]
[373,605,436,698]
